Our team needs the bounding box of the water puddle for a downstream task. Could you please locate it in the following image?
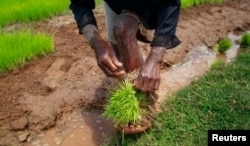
[25,31,247,146]
[156,32,245,104]
[25,110,114,146]
[156,45,216,104]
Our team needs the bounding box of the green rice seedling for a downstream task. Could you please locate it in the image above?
[0,0,70,26]
[102,79,148,126]
[214,37,232,53]
[240,32,250,48]
[218,37,232,53]
[94,0,103,5]
[181,0,225,8]
[0,30,54,73]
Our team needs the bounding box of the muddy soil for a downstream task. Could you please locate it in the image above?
[0,0,250,145]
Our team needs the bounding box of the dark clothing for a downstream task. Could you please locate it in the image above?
[70,0,181,48]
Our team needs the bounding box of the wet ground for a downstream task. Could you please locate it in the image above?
[1,0,250,145]
[26,31,248,146]
[26,110,114,146]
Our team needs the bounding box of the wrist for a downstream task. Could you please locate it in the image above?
[148,46,166,63]
[81,24,100,42]
[81,25,106,52]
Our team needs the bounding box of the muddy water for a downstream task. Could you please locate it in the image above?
[157,31,248,105]
[26,110,114,146]
[25,32,245,146]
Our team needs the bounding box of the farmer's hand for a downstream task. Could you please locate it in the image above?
[91,37,125,78]
[135,47,165,92]
[82,24,125,78]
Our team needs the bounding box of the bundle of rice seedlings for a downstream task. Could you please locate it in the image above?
[240,32,250,48]
[102,79,149,126]
[218,37,232,53]
[214,37,232,53]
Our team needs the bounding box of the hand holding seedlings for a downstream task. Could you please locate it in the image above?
[70,0,181,133]
[82,25,126,78]
[102,80,153,134]
[70,0,181,92]
[135,47,165,92]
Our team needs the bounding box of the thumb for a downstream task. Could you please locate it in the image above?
[111,53,123,68]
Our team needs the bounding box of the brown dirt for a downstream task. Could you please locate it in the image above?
[0,0,250,145]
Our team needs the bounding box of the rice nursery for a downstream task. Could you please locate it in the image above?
[0,0,70,27]
[181,0,225,8]
[0,30,54,73]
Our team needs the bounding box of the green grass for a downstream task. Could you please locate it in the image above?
[210,59,225,69]
[181,0,225,8]
[0,30,54,73]
[240,32,250,48]
[0,0,70,27]
[106,50,250,145]
[102,80,148,126]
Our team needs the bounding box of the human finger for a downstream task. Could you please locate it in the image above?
[112,70,126,78]
[99,65,114,77]
[147,78,156,92]
[154,78,160,90]
[153,67,161,90]
[101,56,120,72]
[100,64,125,78]
[111,54,123,68]
[135,76,144,91]
[141,77,150,92]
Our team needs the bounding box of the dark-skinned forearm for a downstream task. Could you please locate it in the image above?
[81,24,101,45]
[81,24,107,55]
[147,47,166,63]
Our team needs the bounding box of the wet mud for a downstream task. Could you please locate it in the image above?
[0,0,250,145]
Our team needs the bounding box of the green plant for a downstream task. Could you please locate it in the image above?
[210,59,225,69]
[0,30,54,73]
[94,0,103,5]
[181,0,225,8]
[0,0,70,27]
[102,80,148,126]
[214,37,232,53]
[114,50,250,146]
[240,32,250,48]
